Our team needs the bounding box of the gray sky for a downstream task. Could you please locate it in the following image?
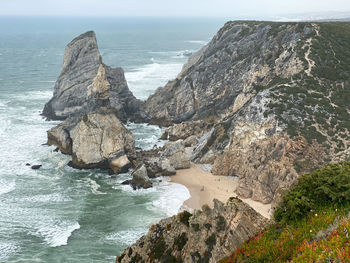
[0,0,349,18]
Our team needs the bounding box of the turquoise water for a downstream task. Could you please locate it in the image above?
[0,17,224,262]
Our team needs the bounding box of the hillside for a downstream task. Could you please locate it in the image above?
[145,21,350,204]
[220,162,350,262]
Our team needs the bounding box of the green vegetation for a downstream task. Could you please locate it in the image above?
[274,162,350,224]
[220,162,350,262]
[150,237,167,260]
[191,223,200,231]
[179,211,192,227]
[205,233,217,250]
[216,215,227,232]
[174,233,188,251]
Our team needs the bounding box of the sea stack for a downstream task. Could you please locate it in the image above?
[44,31,141,173]
[42,31,143,122]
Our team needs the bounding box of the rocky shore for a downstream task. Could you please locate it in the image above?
[42,21,350,262]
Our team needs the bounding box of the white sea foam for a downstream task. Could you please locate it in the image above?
[20,193,71,203]
[106,229,147,246]
[36,220,80,247]
[185,40,208,45]
[0,241,18,260]
[149,177,191,217]
[38,80,55,83]
[86,178,106,195]
[125,62,183,100]
[0,180,15,196]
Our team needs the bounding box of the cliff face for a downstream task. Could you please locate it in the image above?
[117,198,269,263]
[144,21,350,204]
[43,31,142,122]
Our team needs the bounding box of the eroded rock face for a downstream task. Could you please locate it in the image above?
[47,108,135,172]
[117,198,269,263]
[144,21,350,205]
[42,31,143,122]
[161,120,212,141]
[145,22,306,124]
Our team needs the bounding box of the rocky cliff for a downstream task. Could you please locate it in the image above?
[145,21,350,204]
[117,198,269,263]
[43,31,142,122]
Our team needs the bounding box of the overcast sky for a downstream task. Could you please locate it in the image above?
[0,0,349,18]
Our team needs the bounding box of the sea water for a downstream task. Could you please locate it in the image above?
[0,17,224,262]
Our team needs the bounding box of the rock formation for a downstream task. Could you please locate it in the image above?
[42,31,143,122]
[43,31,145,173]
[144,21,350,204]
[47,107,135,172]
[122,164,153,189]
[117,198,269,263]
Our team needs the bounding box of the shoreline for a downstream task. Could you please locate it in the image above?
[171,163,271,218]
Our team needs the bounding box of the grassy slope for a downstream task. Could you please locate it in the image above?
[220,162,350,262]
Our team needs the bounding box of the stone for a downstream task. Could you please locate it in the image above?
[47,107,136,172]
[130,164,152,189]
[69,108,135,169]
[109,153,131,174]
[31,165,42,170]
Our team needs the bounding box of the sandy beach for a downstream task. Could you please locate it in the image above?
[171,163,271,218]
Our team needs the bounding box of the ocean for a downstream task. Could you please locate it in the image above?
[0,17,224,262]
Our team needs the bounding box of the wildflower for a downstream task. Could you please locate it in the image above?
[310,230,312,233]
[315,213,318,217]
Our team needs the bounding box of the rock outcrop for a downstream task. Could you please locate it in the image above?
[42,31,143,122]
[117,198,269,263]
[143,21,350,204]
[47,107,135,172]
[123,164,153,189]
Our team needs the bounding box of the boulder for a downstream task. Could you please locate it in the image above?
[109,152,131,174]
[47,107,136,173]
[47,118,77,154]
[31,165,42,170]
[69,108,135,169]
[130,164,152,189]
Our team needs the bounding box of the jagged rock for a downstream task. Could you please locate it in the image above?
[161,140,191,170]
[42,31,143,122]
[70,108,135,169]
[116,198,269,263]
[47,118,77,154]
[144,21,350,204]
[47,107,136,172]
[109,152,131,174]
[130,164,152,189]
[159,159,177,175]
[184,135,198,147]
[145,22,306,124]
[161,120,211,141]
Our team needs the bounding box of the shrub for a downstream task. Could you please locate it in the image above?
[174,233,188,251]
[274,162,350,224]
[179,211,192,227]
[216,216,227,232]
[191,223,200,231]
